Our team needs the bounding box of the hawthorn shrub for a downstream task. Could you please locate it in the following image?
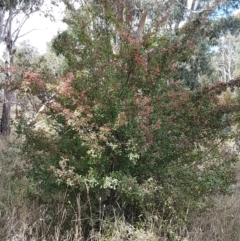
[19,0,240,238]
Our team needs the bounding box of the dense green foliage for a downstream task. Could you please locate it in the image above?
[15,0,240,239]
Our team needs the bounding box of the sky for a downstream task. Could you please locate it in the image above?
[0,2,67,57]
[17,2,67,53]
[19,9,67,53]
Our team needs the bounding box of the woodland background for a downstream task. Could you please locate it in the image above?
[1,0,240,240]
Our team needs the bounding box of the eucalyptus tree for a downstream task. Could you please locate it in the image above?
[51,0,240,96]
[94,0,240,89]
[174,0,240,88]
[211,34,236,82]
[0,0,46,135]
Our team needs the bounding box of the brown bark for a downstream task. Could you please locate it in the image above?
[1,90,11,135]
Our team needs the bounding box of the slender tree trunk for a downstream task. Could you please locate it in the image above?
[1,90,11,135]
[1,9,13,136]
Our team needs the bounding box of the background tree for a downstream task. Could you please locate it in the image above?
[0,0,64,135]
[12,41,66,127]
[0,0,44,135]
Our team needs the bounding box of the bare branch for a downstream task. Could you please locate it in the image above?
[0,7,4,42]
[16,28,38,39]
[135,10,147,41]
[12,15,30,43]
[2,12,11,42]
[31,115,52,127]
[27,93,56,126]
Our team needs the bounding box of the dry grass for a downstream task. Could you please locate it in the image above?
[188,192,240,241]
[187,161,240,241]
[1,137,240,240]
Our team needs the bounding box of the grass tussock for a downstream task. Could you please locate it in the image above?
[0,137,240,240]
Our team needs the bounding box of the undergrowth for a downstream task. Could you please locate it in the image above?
[0,137,240,241]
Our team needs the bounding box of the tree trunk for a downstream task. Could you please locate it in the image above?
[1,90,11,135]
[1,9,13,136]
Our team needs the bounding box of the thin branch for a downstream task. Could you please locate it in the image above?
[16,28,38,39]
[12,7,39,43]
[11,8,22,19]
[0,8,4,42]
[12,15,30,43]
[31,115,52,127]
[2,12,11,42]
[27,93,56,126]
